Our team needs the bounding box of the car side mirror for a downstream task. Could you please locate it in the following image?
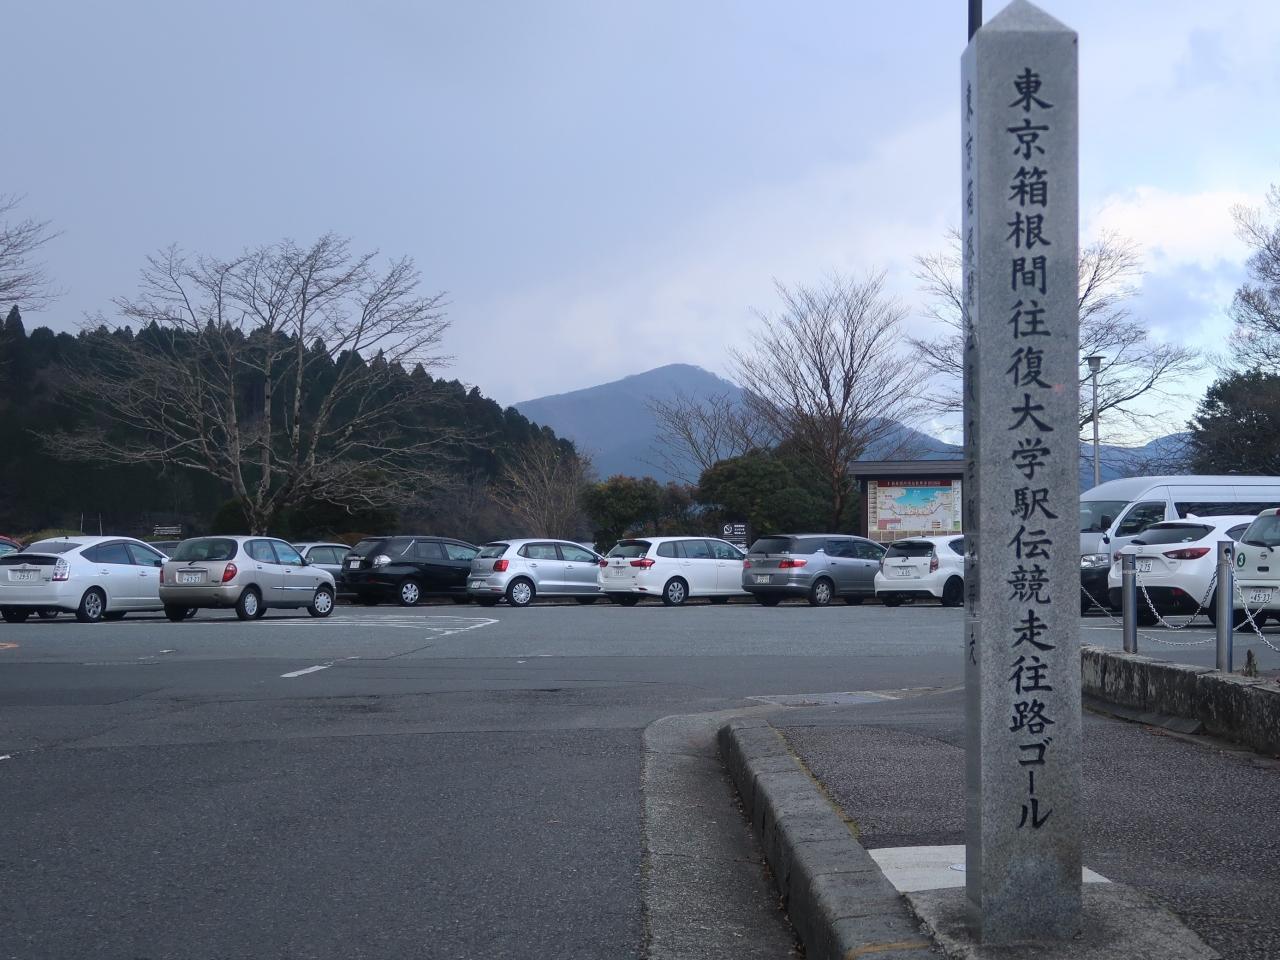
[299,557,310,566]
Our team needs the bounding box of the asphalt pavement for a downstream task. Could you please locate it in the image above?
[0,600,1275,959]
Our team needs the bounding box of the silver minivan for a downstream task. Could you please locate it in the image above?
[742,534,885,606]
[160,536,336,621]
[467,539,605,607]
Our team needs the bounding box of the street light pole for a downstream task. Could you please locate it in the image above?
[969,0,982,39]
[1085,354,1104,489]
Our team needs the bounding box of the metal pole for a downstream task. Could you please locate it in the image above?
[1121,553,1137,653]
[1215,541,1234,672]
[1091,367,1101,489]
[968,0,981,39]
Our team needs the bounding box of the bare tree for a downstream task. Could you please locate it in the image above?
[0,195,58,312]
[489,435,591,538]
[732,273,929,529]
[912,231,1203,439]
[52,234,460,533]
[1228,184,1280,371]
[646,390,772,484]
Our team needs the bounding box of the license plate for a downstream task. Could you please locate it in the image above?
[1137,559,1152,573]
[896,568,914,578]
[753,575,770,584]
[348,559,360,568]
[468,578,486,587]
[179,572,204,584]
[9,570,36,582]
[610,568,626,577]
[1249,589,1273,604]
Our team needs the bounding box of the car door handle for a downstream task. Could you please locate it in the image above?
[256,564,264,570]
[138,571,148,577]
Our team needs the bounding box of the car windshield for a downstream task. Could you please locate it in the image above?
[608,540,651,559]
[24,539,83,554]
[1131,524,1213,546]
[1080,500,1128,533]
[885,541,933,558]
[1241,514,1280,547]
[172,538,238,562]
[478,543,509,559]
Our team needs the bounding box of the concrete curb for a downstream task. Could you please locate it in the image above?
[718,717,938,960]
[1081,645,1280,755]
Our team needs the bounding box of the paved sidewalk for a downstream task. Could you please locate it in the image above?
[776,690,1279,960]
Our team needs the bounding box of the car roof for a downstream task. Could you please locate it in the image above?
[1082,475,1280,501]
[488,538,589,546]
[1151,515,1259,526]
[293,541,351,549]
[618,535,732,543]
[888,535,964,545]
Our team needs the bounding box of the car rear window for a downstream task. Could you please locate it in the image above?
[352,537,412,558]
[885,541,934,558]
[172,538,239,562]
[479,543,509,559]
[608,540,651,559]
[0,554,58,566]
[24,540,83,554]
[1131,524,1213,546]
[749,537,797,555]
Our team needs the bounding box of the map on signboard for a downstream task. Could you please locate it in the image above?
[871,480,962,536]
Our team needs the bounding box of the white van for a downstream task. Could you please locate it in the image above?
[1080,475,1280,566]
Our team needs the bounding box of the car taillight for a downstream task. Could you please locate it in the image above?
[930,554,939,573]
[221,562,238,583]
[742,559,752,568]
[598,559,609,568]
[778,558,807,569]
[493,559,509,572]
[630,557,656,568]
[159,567,165,584]
[1163,547,1211,560]
[52,559,69,581]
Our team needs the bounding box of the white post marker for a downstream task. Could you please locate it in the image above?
[962,0,1082,943]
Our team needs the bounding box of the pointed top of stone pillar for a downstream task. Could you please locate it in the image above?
[981,0,1074,34]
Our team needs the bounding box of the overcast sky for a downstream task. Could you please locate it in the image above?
[7,1,1280,440]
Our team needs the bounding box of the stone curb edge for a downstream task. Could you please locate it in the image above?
[718,717,939,960]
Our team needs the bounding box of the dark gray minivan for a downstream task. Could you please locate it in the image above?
[742,534,886,606]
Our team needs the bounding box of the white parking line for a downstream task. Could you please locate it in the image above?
[280,664,335,678]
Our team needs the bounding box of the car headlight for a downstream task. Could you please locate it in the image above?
[372,554,391,568]
[1080,554,1110,569]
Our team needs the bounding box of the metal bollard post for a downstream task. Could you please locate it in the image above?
[1215,540,1234,673]
[1121,553,1137,654]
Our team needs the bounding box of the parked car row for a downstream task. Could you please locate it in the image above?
[0,528,974,622]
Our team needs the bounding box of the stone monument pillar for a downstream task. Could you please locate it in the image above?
[962,0,1082,944]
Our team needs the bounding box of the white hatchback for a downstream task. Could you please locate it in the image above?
[601,536,747,606]
[873,535,967,607]
[0,536,169,623]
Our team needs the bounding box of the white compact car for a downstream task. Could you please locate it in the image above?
[0,536,169,623]
[467,539,605,607]
[874,535,966,607]
[601,536,747,606]
[1230,509,1280,626]
[1106,515,1255,626]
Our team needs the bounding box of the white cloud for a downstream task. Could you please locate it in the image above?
[1086,187,1253,270]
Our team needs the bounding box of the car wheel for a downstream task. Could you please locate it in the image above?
[1,607,30,624]
[844,597,864,606]
[880,597,902,608]
[397,579,422,607]
[235,586,264,621]
[76,588,106,624]
[506,578,535,607]
[1205,595,1250,631]
[941,577,964,608]
[309,586,335,618]
[575,597,599,605]
[755,595,782,607]
[184,607,198,619]
[661,578,688,607]
[164,604,189,623]
[36,608,59,620]
[103,611,127,621]
[808,578,834,607]
[609,595,640,606]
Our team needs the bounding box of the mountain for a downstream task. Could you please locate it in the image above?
[515,364,743,481]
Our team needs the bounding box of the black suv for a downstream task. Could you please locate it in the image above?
[343,536,480,606]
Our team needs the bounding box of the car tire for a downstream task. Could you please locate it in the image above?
[755,595,782,607]
[397,579,422,607]
[844,597,864,606]
[184,607,198,619]
[1205,595,1250,631]
[75,588,106,624]
[164,604,189,623]
[880,597,902,608]
[609,595,640,606]
[808,578,834,607]
[308,586,335,618]
[506,578,535,607]
[661,578,688,607]
[235,586,264,621]
[1,607,30,624]
[941,577,964,607]
[103,611,127,621]
[575,597,599,605]
[36,608,59,619]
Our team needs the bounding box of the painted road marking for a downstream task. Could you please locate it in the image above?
[0,642,18,650]
[281,664,336,678]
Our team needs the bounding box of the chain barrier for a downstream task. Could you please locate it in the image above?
[1077,580,1204,647]
[1230,583,1280,654]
